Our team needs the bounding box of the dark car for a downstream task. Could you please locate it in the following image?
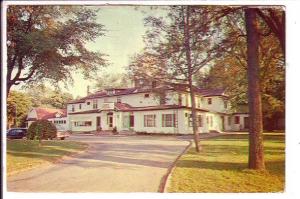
[7,128,27,139]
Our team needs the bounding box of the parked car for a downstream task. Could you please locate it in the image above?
[56,131,71,140]
[7,128,27,139]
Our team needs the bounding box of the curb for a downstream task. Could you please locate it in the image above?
[158,140,193,193]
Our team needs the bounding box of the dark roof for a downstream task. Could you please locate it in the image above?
[116,103,209,112]
[68,109,101,115]
[67,84,227,104]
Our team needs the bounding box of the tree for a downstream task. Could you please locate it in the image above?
[245,8,265,170]
[27,119,57,146]
[195,13,284,130]
[93,72,132,91]
[25,84,73,109]
[7,91,32,128]
[129,6,227,152]
[7,5,107,96]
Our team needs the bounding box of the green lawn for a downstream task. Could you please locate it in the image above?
[168,134,285,193]
[7,140,88,176]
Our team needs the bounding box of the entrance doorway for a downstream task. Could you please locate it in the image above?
[244,117,249,129]
[107,112,113,129]
[96,116,101,130]
[221,116,225,131]
[129,114,134,128]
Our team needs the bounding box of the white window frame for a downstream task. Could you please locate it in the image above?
[162,114,176,127]
[144,114,156,127]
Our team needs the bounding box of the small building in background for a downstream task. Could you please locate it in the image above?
[26,108,68,131]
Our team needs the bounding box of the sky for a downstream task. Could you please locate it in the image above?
[11,6,166,98]
[62,6,166,98]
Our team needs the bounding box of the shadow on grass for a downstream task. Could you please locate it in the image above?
[7,140,86,163]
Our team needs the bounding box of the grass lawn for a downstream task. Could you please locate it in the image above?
[7,140,88,176]
[168,134,285,193]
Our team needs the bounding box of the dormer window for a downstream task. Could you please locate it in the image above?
[144,93,150,98]
[107,90,115,96]
[208,98,212,105]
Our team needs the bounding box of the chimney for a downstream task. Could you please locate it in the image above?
[87,85,90,96]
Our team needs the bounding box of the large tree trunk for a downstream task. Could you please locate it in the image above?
[245,8,265,170]
[184,6,201,152]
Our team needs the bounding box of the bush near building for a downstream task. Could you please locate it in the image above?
[27,120,57,140]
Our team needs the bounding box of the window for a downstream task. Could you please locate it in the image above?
[208,98,212,105]
[87,101,90,105]
[117,96,122,103]
[144,114,156,127]
[188,114,193,127]
[74,121,92,127]
[162,114,176,127]
[234,116,240,124]
[197,115,203,127]
[144,93,150,98]
[79,104,82,109]
[93,99,98,109]
[71,105,75,112]
[64,120,66,124]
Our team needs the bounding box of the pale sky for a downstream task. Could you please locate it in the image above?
[12,6,166,98]
[63,6,166,98]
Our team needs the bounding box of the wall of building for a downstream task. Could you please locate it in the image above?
[47,117,68,131]
[231,114,249,131]
[201,96,229,112]
[68,113,99,132]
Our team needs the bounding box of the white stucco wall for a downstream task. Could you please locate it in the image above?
[48,117,68,131]
[68,113,99,132]
[231,114,249,131]
[202,96,229,113]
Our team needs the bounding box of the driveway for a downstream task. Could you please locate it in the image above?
[7,135,190,192]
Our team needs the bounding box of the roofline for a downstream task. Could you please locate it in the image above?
[232,112,249,115]
[67,88,225,104]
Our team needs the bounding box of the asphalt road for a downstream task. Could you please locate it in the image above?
[7,135,190,192]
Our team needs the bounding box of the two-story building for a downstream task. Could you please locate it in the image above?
[66,82,249,134]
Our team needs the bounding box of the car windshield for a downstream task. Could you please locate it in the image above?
[9,129,25,135]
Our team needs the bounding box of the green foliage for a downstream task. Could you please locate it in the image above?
[93,72,131,91]
[7,5,107,94]
[27,120,57,140]
[194,10,285,129]
[169,134,285,192]
[7,90,32,128]
[25,84,73,109]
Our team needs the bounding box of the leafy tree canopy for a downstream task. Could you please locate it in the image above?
[7,5,107,95]
[93,72,132,91]
[24,84,73,109]
[7,90,32,128]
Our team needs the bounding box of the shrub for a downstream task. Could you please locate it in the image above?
[112,126,118,135]
[27,120,57,140]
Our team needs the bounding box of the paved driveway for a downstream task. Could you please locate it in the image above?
[7,135,190,192]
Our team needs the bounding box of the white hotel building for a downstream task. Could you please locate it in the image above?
[66,82,249,134]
